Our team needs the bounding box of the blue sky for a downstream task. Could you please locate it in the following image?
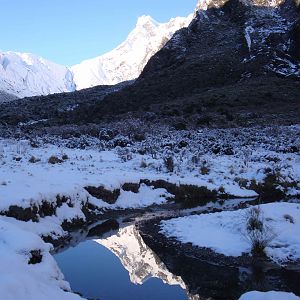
[0,0,196,66]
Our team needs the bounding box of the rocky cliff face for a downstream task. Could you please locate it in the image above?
[141,0,300,82]
[76,0,299,125]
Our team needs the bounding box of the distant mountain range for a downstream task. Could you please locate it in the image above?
[0,0,299,129]
[0,14,192,99]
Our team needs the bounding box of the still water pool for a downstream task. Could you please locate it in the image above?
[55,228,188,300]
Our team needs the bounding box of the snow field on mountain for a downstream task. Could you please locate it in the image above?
[0,14,192,98]
[0,52,75,98]
[71,15,192,90]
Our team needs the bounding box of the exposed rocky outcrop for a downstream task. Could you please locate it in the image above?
[62,0,299,126]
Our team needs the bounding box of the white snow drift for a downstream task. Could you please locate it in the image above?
[0,133,299,299]
[239,291,300,300]
[161,202,300,264]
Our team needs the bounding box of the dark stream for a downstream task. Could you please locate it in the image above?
[54,205,300,300]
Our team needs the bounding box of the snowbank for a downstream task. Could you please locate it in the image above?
[0,133,298,299]
[239,291,300,300]
[0,218,82,300]
[161,202,300,263]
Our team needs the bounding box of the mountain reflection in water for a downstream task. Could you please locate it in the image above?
[55,224,196,300]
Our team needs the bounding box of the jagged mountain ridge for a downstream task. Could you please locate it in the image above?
[0,0,299,128]
[66,0,299,124]
[71,15,193,90]
[0,14,192,99]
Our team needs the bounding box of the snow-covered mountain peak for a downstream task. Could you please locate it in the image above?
[71,14,192,90]
[0,12,193,98]
[0,51,75,98]
[136,15,159,27]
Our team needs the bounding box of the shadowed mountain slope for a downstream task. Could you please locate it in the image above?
[0,0,299,129]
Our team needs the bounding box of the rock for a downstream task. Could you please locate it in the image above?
[85,186,121,204]
[28,250,43,265]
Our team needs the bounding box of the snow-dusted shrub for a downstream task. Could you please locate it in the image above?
[116,147,133,162]
[244,207,276,256]
[164,156,174,173]
[28,156,40,163]
[200,165,210,175]
[48,155,63,164]
[255,172,286,202]
[140,159,147,168]
[62,154,69,160]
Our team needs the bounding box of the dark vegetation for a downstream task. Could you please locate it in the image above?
[28,250,43,265]
[84,186,121,204]
[87,219,119,238]
[245,207,276,257]
[140,179,219,208]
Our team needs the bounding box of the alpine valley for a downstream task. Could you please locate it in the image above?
[0,1,300,300]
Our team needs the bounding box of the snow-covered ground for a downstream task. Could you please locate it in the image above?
[1,125,299,213]
[0,126,299,299]
[161,202,300,264]
[0,218,81,300]
[239,291,300,300]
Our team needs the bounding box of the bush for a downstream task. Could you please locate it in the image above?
[244,207,276,257]
[164,156,174,173]
[251,172,285,202]
[116,147,133,162]
[246,207,263,232]
[29,156,41,163]
[200,166,210,175]
[62,154,69,160]
[140,159,147,168]
[48,156,63,164]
